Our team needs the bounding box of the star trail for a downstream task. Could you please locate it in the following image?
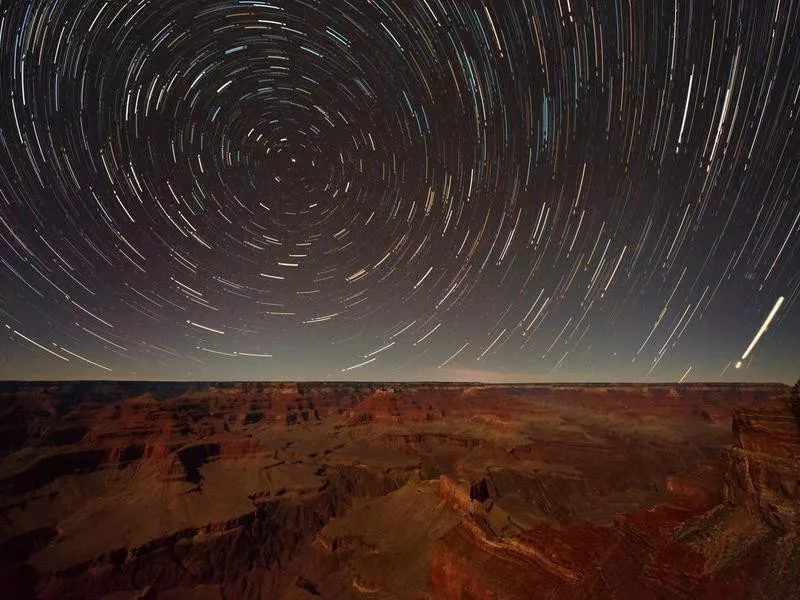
[0,0,798,382]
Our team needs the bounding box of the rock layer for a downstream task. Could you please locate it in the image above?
[724,396,800,531]
[0,381,796,599]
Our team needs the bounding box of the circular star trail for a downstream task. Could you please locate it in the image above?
[1,0,798,382]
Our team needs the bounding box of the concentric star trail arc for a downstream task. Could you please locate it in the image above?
[0,0,798,383]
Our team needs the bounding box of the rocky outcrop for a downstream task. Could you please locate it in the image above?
[427,469,723,600]
[35,486,343,600]
[724,395,800,530]
[427,387,800,600]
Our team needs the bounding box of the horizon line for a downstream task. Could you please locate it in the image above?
[0,379,790,386]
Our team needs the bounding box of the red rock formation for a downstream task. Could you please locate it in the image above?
[426,386,800,600]
[0,381,796,599]
[724,396,800,530]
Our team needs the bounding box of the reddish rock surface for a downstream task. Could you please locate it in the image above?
[724,395,800,530]
[0,381,796,599]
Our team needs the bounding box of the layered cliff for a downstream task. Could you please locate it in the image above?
[427,386,800,600]
[724,395,800,530]
[0,381,794,599]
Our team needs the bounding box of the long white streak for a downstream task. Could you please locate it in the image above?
[60,348,112,371]
[365,341,395,358]
[740,297,784,361]
[655,303,692,358]
[635,267,686,358]
[603,245,627,292]
[414,266,433,288]
[341,357,377,372]
[390,320,417,339]
[172,278,204,297]
[187,320,225,334]
[439,342,469,367]
[719,360,732,377]
[478,328,506,360]
[199,347,236,356]
[414,323,441,345]
[303,313,339,324]
[13,330,70,361]
[676,66,694,149]
[678,365,692,383]
[71,300,114,328]
[764,208,800,282]
[525,297,550,332]
[237,352,273,358]
[82,327,127,351]
[521,289,545,324]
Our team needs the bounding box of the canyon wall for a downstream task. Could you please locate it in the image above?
[0,381,795,599]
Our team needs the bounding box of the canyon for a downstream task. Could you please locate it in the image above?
[0,381,797,599]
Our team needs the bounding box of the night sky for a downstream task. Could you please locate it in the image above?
[0,0,798,383]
